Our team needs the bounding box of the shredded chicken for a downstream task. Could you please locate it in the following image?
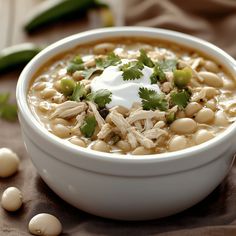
[127,110,165,124]
[87,101,105,128]
[168,105,178,114]
[109,110,130,136]
[153,121,166,129]
[134,121,143,131]
[50,101,87,119]
[143,128,168,140]
[128,127,155,149]
[144,118,153,130]
[75,112,86,127]
[191,87,219,102]
[97,123,113,139]
[191,58,202,70]
[127,132,138,149]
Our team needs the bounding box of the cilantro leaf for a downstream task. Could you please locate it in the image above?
[70,83,87,102]
[170,90,191,109]
[139,87,168,111]
[67,63,84,74]
[150,64,166,84]
[0,93,17,121]
[86,89,112,108]
[80,115,97,138]
[150,59,177,84]
[81,68,102,80]
[67,55,84,74]
[159,59,177,72]
[120,61,144,81]
[95,52,121,69]
[138,49,154,68]
[72,55,83,64]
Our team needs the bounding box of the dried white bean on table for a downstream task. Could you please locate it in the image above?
[28,213,62,236]
[0,148,20,177]
[1,187,23,211]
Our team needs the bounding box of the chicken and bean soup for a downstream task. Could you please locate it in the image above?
[28,38,236,155]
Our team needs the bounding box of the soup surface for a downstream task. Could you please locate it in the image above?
[28,38,236,155]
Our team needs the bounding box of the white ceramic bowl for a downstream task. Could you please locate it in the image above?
[16,27,236,220]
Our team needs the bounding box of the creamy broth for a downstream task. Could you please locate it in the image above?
[28,38,236,155]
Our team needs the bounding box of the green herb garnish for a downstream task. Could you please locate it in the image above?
[150,64,166,84]
[81,68,102,80]
[139,87,168,111]
[159,59,177,72]
[95,52,121,69]
[170,90,191,109]
[120,61,144,81]
[72,55,83,64]
[67,63,84,74]
[70,83,87,102]
[80,115,97,138]
[138,49,154,68]
[86,89,112,108]
[166,112,176,124]
[0,93,17,121]
[67,55,84,74]
[173,67,192,88]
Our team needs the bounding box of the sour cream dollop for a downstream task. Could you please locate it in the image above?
[90,60,161,109]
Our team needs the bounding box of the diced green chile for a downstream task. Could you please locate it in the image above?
[173,67,192,88]
[60,77,76,96]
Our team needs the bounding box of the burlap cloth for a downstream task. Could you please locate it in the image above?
[1,0,236,235]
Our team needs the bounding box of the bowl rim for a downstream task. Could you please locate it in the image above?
[16,26,236,164]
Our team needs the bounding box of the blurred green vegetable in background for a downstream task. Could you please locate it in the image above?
[24,0,112,33]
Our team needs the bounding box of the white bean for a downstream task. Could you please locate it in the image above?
[205,99,217,111]
[53,81,61,91]
[72,71,84,81]
[162,82,172,93]
[40,88,57,99]
[28,213,62,236]
[132,146,151,155]
[32,82,47,91]
[1,187,23,211]
[116,140,131,152]
[204,87,219,99]
[214,110,229,126]
[194,129,214,145]
[223,77,236,90]
[52,118,70,126]
[185,102,202,117]
[70,138,86,147]
[195,108,215,124]
[51,124,71,138]
[204,60,219,73]
[93,43,115,54]
[170,118,197,134]
[84,58,96,68]
[0,148,20,178]
[169,136,187,151]
[91,141,111,153]
[198,71,223,87]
